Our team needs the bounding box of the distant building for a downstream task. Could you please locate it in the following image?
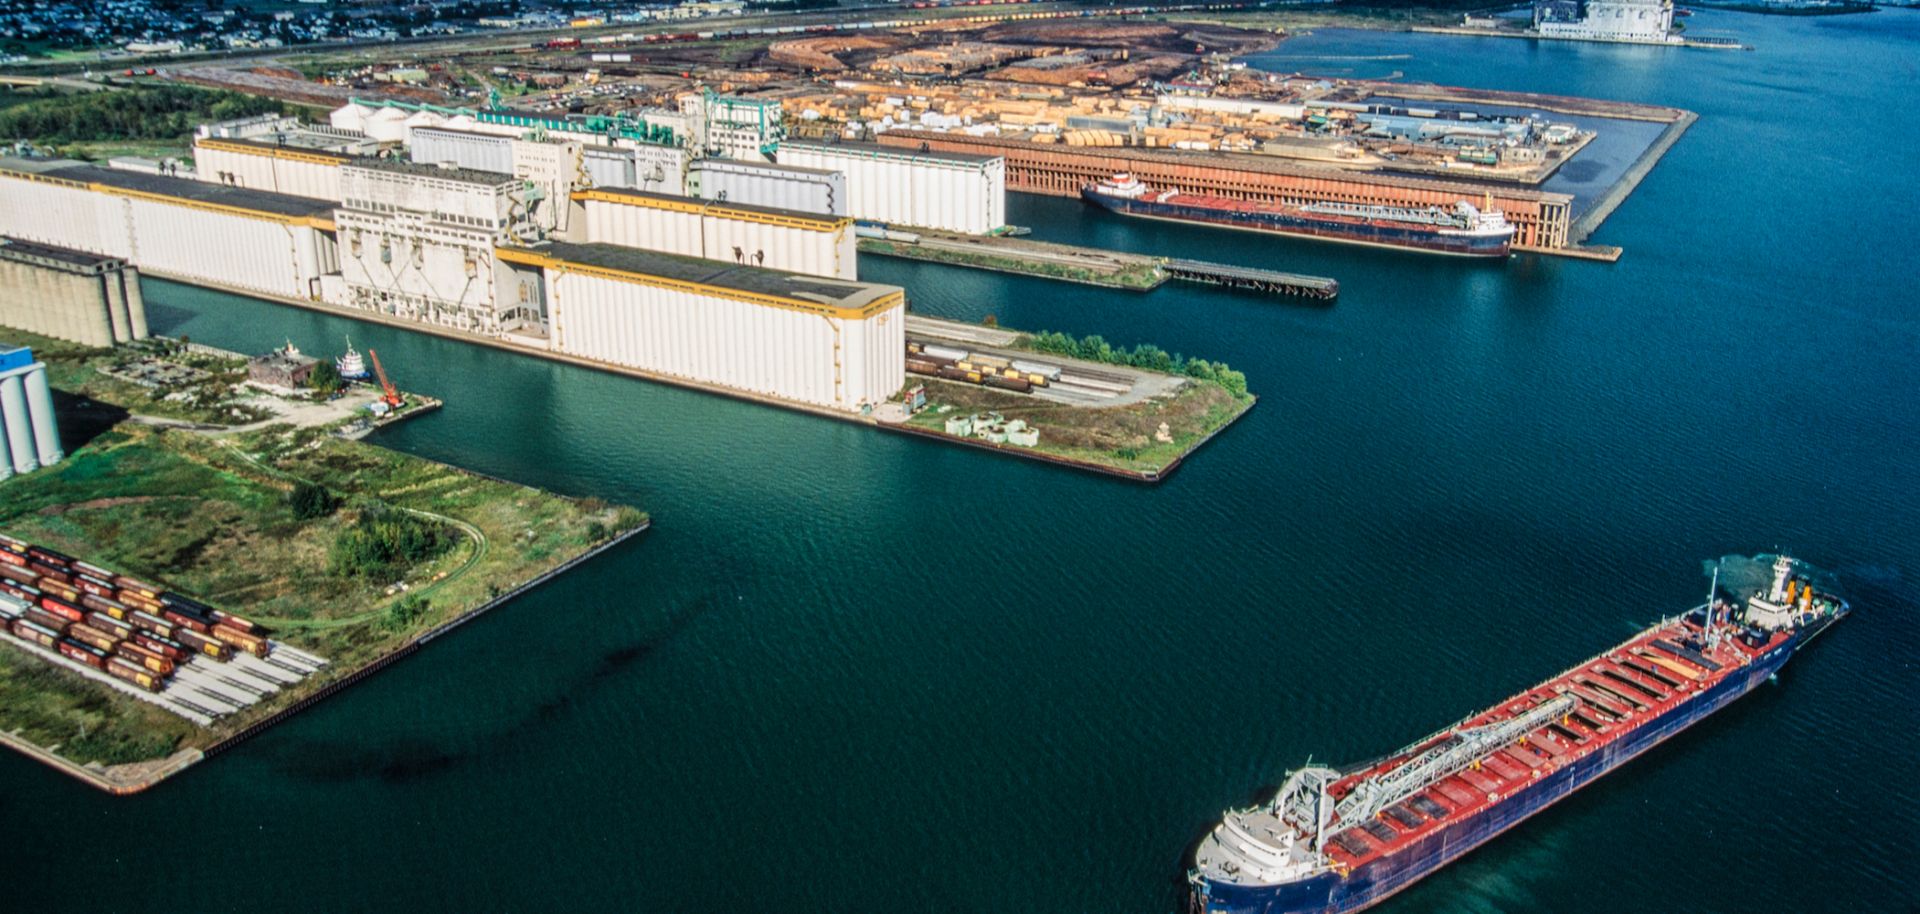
[1533,0,1677,42]
[248,342,318,389]
[0,344,64,479]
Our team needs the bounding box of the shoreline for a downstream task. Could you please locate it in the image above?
[0,520,650,794]
[145,273,1245,482]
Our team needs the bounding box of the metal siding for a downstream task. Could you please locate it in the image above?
[546,269,887,410]
[410,129,514,176]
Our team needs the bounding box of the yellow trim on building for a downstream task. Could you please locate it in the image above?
[85,182,336,229]
[497,246,901,320]
[2,166,334,227]
[571,189,852,234]
[195,138,351,167]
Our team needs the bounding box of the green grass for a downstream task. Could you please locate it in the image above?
[903,376,1251,475]
[0,421,645,772]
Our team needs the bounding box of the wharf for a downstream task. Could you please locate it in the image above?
[857,229,1166,290]
[861,229,1338,299]
[142,274,1241,483]
[1163,259,1339,300]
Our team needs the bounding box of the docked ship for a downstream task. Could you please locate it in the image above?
[336,337,370,380]
[1189,555,1848,914]
[1081,174,1515,258]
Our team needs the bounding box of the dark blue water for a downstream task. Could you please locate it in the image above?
[2,11,1914,913]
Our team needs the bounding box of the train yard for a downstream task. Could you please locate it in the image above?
[0,536,328,726]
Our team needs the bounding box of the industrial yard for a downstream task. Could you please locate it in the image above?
[0,329,646,792]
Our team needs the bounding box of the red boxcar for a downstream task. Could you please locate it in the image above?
[174,627,232,660]
[58,639,108,669]
[106,657,163,692]
[37,596,85,624]
[211,624,270,658]
[132,632,190,662]
[115,641,175,676]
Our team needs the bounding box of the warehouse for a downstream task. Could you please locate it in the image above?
[0,237,147,347]
[688,159,849,217]
[775,140,1005,234]
[0,158,339,301]
[193,138,350,202]
[572,188,858,281]
[499,242,904,412]
[0,344,63,479]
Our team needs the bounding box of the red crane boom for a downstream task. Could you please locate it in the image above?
[367,348,402,408]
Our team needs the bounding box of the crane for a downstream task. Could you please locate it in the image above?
[367,348,403,409]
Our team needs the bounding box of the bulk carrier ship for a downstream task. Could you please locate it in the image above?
[1189,555,1848,914]
[1081,174,1516,258]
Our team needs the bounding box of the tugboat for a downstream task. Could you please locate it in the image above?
[336,337,370,381]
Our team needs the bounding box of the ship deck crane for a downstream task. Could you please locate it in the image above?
[367,348,402,409]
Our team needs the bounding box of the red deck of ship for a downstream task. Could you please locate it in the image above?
[1316,614,1788,872]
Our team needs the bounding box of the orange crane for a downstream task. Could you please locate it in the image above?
[367,348,403,409]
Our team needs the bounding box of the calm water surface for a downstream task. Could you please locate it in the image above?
[2,11,1914,913]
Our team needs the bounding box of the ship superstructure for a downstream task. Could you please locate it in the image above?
[1189,555,1847,914]
[1081,174,1515,258]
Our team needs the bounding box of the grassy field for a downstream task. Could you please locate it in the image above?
[0,417,643,772]
[903,376,1251,476]
[12,329,281,427]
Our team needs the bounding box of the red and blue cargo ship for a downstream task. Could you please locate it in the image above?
[1081,174,1516,258]
[1188,554,1848,914]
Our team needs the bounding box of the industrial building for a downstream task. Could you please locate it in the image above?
[0,158,340,300]
[687,159,849,217]
[1533,0,1677,43]
[776,141,1007,235]
[0,237,147,347]
[501,243,903,412]
[333,159,545,335]
[0,344,63,478]
[572,188,858,281]
[191,114,379,202]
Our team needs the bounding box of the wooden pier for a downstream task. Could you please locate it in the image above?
[1162,259,1339,301]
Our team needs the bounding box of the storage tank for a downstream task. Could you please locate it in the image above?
[21,361,61,466]
[365,107,408,143]
[0,374,35,474]
[329,102,372,133]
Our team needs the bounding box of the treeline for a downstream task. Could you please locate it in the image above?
[1022,331,1249,399]
[0,85,290,146]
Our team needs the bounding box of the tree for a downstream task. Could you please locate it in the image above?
[288,481,337,520]
[308,360,341,394]
[383,594,431,632]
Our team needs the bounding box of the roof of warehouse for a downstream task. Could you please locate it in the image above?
[696,160,842,179]
[0,236,125,270]
[577,186,843,225]
[342,157,519,186]
[514,241,900,311]
[781,138,1001,166]
[0,157,337,218]
[196,135,353,160]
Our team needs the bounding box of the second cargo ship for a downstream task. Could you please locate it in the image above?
[1188,554,1847,914]
[1081,174,1516,258]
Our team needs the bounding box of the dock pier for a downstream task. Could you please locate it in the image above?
[1162,259,1339,301]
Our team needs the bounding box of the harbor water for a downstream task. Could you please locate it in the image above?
[2,10,1915,912]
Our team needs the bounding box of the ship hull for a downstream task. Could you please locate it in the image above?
[1194,625,1824,914]
[1082,188,1513,258]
